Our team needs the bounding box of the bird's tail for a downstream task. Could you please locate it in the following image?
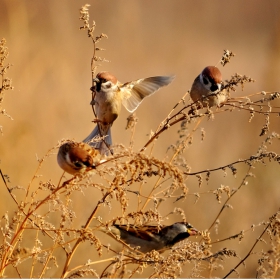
[82,125,113,155]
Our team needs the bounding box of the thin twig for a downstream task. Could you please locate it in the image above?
[207,166,252,232]
[223,212,276,279]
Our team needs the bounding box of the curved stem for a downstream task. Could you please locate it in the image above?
[61,184,118,278]
[207,166,252,232]
[0,177,75,275]
[223,218,273,279]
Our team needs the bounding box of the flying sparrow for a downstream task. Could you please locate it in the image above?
[57,141,102,175]
[190,66,227,108]
[83,71,175,154]
[100,222,198,253]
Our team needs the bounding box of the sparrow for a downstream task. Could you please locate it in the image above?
[190,66,227,108]
[57,141,102,175]
[83,71,175,154]
[100,222,198,253]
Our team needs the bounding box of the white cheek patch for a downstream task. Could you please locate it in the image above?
[199,73,205,85]
[200,74,211,90]
[65,152,72,165]
[100,83,118,99]
[102,81,112,89]
[199,74,211,89]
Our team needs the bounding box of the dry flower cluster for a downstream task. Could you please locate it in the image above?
[0,4,279,279]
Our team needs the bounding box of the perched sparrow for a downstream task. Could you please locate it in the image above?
[190,66,227,108]
[57,141,102,175]
[100,222,198,253]
[83,71,175,154]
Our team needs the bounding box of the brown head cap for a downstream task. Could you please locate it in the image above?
[202,66,222,84]
[96,71,118,84]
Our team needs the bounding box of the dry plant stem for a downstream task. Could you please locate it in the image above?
[25,148,56,205]
[140,95,217,153]
[140,98,194,153]
[89,41,113,154]
[30,228,40,278]
[128,117,137,149]
[3,13,280,278]
[148,138,157,158]
[156,91,189,133]
[141,172,165,211]
[207,165,252,232]
[67,257,117,277]
[39,245,56,278]
[0,169,66,253]
[141,117,203,210]
[143,93,280,156]
[152,178,173,197]
[147,177,173,199]
[170,117,203,162]
[0,168,18,206]
[226,102,280,115]
[17,235,81,257]
[57,171,66,187]
[209,221,266,245]
[0,176,77,276]
[185,154,262,176]
[61,183,120,278]
[231,91,280,104]
[129,264,142,279]
[137,182,145,211]
[85,15,113,155]
[140,109,197,153]
[98,245,137,278]
[89,37,99,135]
[223,214,275,279]
[0,235,85,277]
[15,267,21,278]
[100,261,116,278]
[89,36,97,117]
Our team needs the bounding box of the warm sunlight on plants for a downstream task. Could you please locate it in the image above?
[0,4,279,279]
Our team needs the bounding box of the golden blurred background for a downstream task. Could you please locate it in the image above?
[0,0,280,278]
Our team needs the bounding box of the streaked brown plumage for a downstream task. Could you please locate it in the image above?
[100,222,199,253]
[83,71,175,155]
[57,141,102,175]
[190,66,227,107]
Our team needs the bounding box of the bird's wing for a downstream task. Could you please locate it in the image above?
[121,75,175,113]
[114,224,163,241]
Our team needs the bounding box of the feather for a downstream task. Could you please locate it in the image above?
[82,125,112,155]
[121,75,175,112]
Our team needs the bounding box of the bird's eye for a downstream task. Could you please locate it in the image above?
[203,77,209,85]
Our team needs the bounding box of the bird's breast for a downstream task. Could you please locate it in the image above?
[95,91,122,124]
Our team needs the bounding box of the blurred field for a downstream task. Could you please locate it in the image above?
[0,0,280,278]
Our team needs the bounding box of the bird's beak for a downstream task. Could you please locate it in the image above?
[187,227,200,236]
[90,78,100,92]
[93,77,100,83]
